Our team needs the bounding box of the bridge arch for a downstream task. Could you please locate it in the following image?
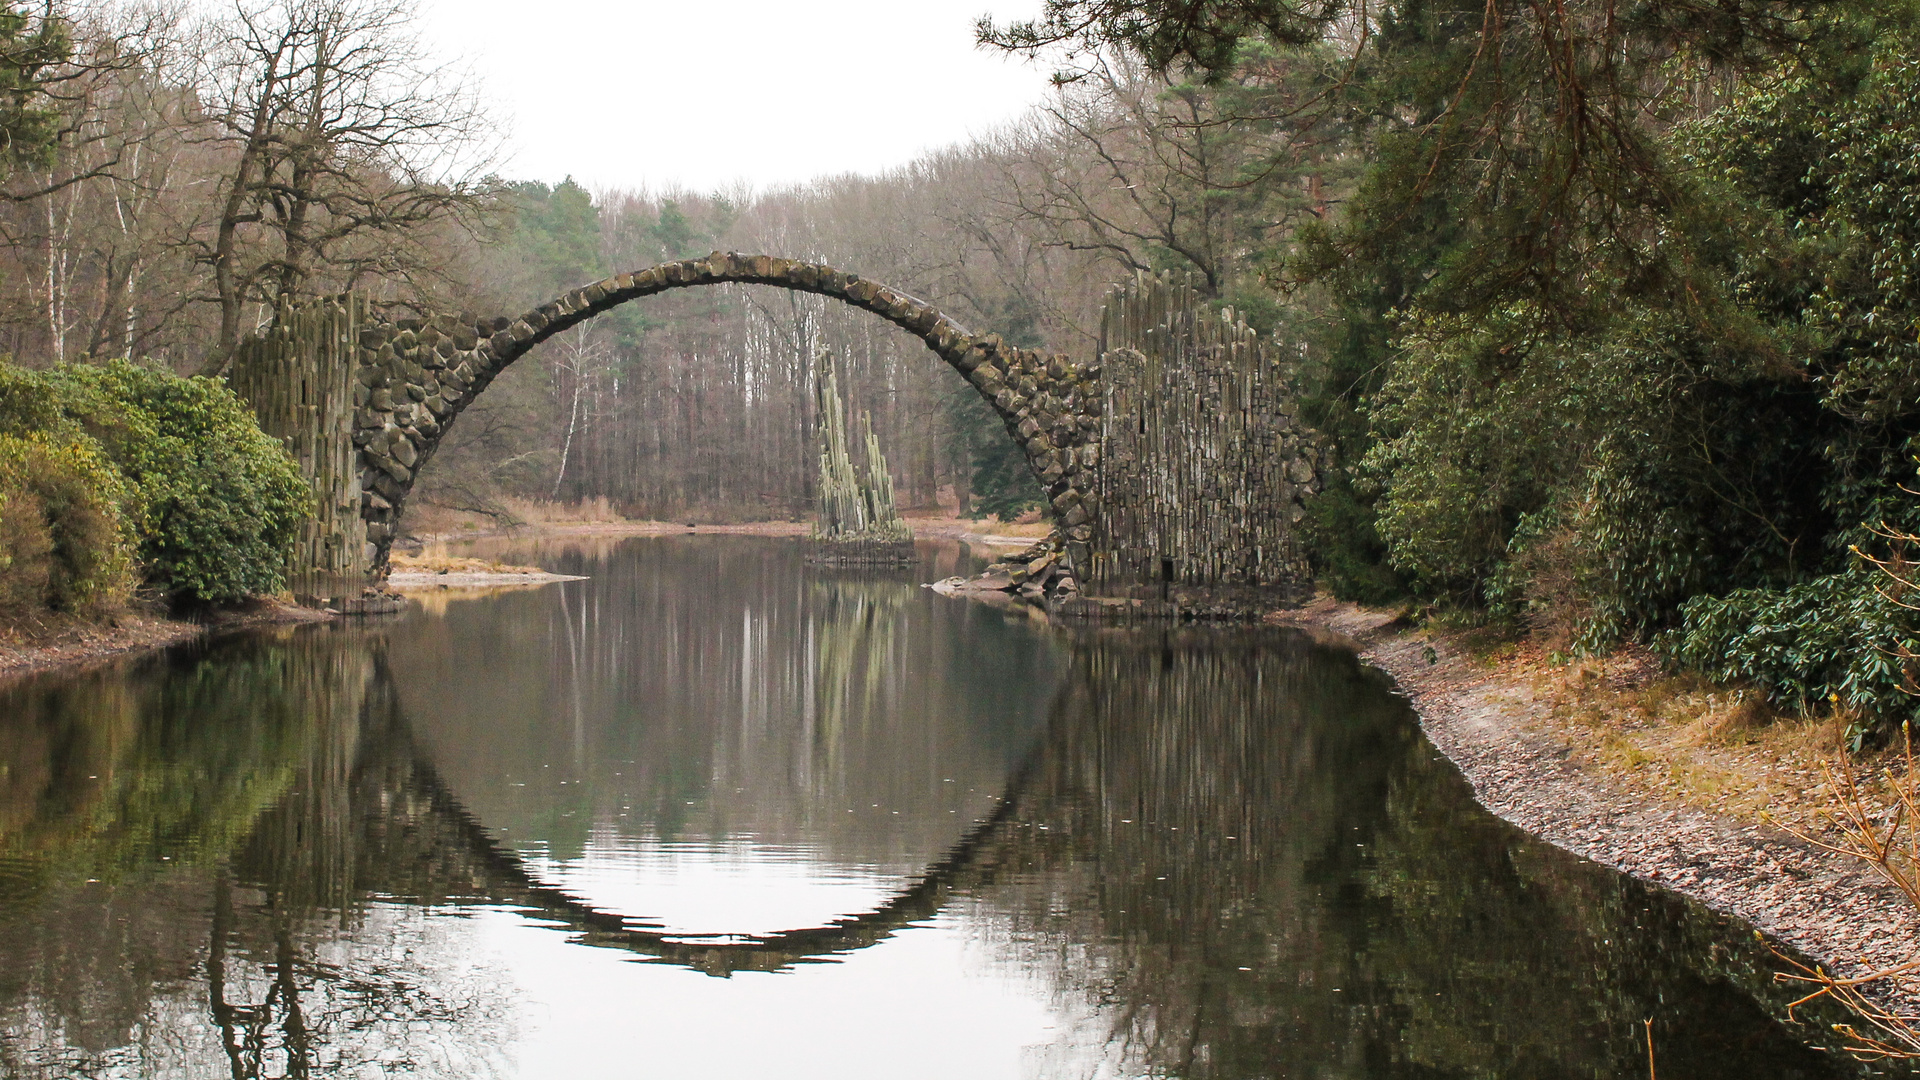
[349,252,1102,574]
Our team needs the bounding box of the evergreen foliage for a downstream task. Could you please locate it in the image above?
[0,360,307,609]
[0,5,68,177]
[0,431,132,614]
[986,0,1920,726]
[53,361,310,604]
[949,297,1045,520]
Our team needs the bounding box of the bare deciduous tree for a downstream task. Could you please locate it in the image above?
[186,0,496,372]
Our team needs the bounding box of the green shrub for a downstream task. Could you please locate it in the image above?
[0,432,134,614]
[47,360,308,604]
[1302,476,1403,604]
[1658,570,1920,724]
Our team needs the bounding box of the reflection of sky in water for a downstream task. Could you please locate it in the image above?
[518,835,907,938]
[468,907,1060,1080]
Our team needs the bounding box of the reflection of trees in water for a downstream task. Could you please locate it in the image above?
[975,630,1878,1080]
[204,880,511,1080]
[0,629,516,1079]
[0,628,359,888]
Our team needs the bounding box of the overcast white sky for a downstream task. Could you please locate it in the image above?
[417,0,1056,196]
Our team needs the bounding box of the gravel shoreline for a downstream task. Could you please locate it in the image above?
[1269,596,1920,1016]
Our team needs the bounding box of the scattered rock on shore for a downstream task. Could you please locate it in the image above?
[930,535,1079,604]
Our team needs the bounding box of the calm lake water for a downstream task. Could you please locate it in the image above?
[0,535,1907,1079]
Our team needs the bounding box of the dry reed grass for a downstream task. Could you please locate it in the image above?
[388,547,545,576]
[1537,649,1862,832]
[1774,733,1920,1058]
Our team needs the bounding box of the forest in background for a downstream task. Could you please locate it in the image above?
[4,0,1920,731]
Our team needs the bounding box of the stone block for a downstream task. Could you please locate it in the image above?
[1064,540,1092,573]
[954,343,989,373]
[368,452,409,483]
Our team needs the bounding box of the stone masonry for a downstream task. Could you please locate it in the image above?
[255,251,1324,606]
[1087,272,1328,605]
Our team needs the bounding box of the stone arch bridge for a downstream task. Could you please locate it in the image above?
[232,253,1326,611]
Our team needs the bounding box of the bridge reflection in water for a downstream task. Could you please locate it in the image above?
[0,537,1900,1079]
